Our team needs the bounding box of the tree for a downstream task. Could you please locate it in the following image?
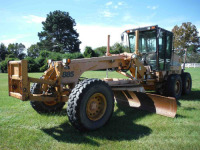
[93,43,129,56]
[186,51,200,63]
[0,43,8,61]
[38,10,81,53]
[0,57,18,73]
[27,44,41,58]
[172,22,200,57]
[25,57,40,72]
[83,46,96,58]
[94,46,107,56]
[7,43,26,59]
[110,42,129,54]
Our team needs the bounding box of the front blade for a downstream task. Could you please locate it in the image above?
[114,91,177,118]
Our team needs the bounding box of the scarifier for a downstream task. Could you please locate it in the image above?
[8,25,192,131]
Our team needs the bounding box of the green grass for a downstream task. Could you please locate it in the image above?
[0,68,200,150]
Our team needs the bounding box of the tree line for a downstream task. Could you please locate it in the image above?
[0,42,128,73]
[0,10,200,73]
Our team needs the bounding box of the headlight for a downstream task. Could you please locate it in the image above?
[47,59,52,64]
[62,59,67,64]
[132,53,137,59]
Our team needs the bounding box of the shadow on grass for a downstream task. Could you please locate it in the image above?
[41,109,68,116]
[180,90,200,101]
[41,104,152,146]
[183,107,196,111]
[175,114,186,118]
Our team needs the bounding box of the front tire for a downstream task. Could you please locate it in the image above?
[67,79,114,131]
[30,83,65,114]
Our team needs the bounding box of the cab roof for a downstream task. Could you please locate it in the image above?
[125,25,172,34]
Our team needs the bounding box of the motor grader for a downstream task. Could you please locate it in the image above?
[8,25,192,131]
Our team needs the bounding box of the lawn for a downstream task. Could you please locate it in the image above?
[0,68,200,150]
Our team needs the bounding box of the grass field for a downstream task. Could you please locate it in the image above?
[0,68,200,150]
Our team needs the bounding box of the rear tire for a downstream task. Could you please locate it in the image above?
[166,74,182,100]
[30,83,65,114]
[67,78,114,131]
[181,72,192,95]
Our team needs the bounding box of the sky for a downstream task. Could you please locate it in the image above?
[0,0,200,52]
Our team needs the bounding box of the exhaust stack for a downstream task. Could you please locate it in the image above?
[106,35,111,56]
[135,30,139,55]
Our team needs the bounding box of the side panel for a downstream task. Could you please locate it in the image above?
[60,55,129,84]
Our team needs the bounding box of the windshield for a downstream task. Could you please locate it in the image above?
[128,30,157,53]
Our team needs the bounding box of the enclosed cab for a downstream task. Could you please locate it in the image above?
[122,25,192,99]
[125,25,174,71]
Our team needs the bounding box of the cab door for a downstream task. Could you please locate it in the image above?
[158,29,172,71]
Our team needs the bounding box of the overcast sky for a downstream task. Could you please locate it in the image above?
[0,0,200,52]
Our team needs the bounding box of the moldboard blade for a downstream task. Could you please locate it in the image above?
[114,91,177,118]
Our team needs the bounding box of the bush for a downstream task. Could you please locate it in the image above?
[6,54,15,58]
[35,56,48,72]
[39,62,48,72]
[0,57,18,73]
[110,49,121,54]
[39,50,51,58]
[62,52,84,59]
[25,57,39,72]
[83,46,96,58]
[94,46,106,57]
[111,42,129,53]
[33,51,84,72]
[48,52,62,60]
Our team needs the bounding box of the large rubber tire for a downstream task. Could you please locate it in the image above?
[67,78,114,131]
[166,74,182,100]
[30,83,65,113]
[181,72,192,95]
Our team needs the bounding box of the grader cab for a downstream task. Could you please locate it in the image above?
[122,25,189,98]
[8,25,192,131]
[125,26,173,71]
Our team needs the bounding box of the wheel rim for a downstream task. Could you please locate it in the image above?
[175,80,181,95]
[43,101,58,106]
[186,78,190,90]
[86,93,107,121]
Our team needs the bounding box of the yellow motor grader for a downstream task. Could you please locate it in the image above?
[8,25,192,131]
